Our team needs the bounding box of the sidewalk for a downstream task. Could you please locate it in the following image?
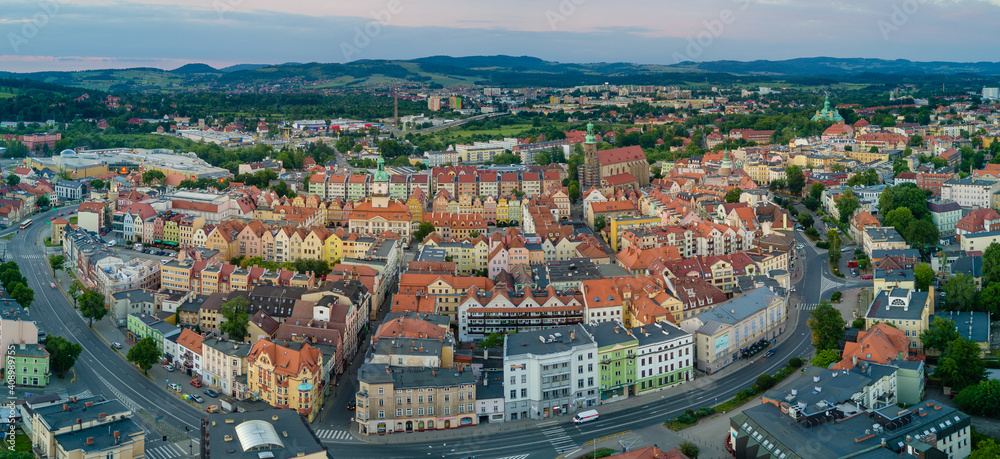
[350,305,805,445]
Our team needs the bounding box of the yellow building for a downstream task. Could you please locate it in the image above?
[864,287,934,352]
[247,340,324,422]
[609,215,661,252]
[324,231,344,263]
[846,149,891,164]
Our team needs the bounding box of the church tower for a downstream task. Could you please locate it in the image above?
[372,156,390,208]
[719,149,733,176]
[109,176,120,212]
[579,122,600,189]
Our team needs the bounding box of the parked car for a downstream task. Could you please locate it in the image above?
[206,405,219,413]
[190,379,202,388]
[765,350,775,358]
[111,342,122,350]
[203,389,219,398]
[163,364,175,372]
[861,275,872,280]
[347,400,356,410]
[192,395,204,403]
[168,383,182,392]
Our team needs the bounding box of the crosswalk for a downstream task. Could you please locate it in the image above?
[16,253,45,260]
[146,443,184,459]
[798,303,823,311]
[494,455,529,459]
[314,429,353,441]
[540,424,578,455]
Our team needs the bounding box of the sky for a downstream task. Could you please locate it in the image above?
[1,0,998,72]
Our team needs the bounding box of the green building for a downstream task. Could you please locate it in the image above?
[9,343,50,387]
[584,320,638,401]
[127,313,180,351]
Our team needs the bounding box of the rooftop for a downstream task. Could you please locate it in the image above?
[505,323,596,357]
[358,363,476,389]
[205,409,327,459]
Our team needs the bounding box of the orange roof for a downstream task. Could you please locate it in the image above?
[176,328,203,354]
[374,317,447,343]
[831,323,910,370]
[390,294,437,314]
[247,339,321,376]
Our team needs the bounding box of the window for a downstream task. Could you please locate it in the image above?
[379,399,384,406]
[510,390,516,399]
[521,388,527,397]
[428,407,433,415]
[378,387,384,394]
[406,408,412,416]
[427,395,433,403]
[378,411,384,419]
[444,406,450,415]
[396,409,402,417]
[418,407,424,415]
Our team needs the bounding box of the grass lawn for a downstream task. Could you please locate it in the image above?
[0,233,12,241]
[13,431,30,452]
[68,216,77,224]
[44,237,60,247]
[664,418,698,431]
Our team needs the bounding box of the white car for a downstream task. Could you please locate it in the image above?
[168,383,182,392]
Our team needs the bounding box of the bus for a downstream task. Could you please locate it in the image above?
[19,219,32,230]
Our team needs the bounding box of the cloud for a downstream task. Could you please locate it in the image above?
[1,0,1000,72]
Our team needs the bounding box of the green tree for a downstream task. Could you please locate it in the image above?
[724,187,742,203]
[809,182,825,201]
[808,301,845,351]
[678,441,700,459]
[904,219,939,253]
[219,296,250,341]
[126,336,162,375]
[811,349,841,368]
[43,335,82,375]
[978,283,1000,316]
[593,215,607,231]
[982,242,1000,285]
[413,222,436,242]
[89,178,105,190]
[883,207,914,233]
[934,337,986,391]
[0,451,34,459]
[943,273,978,311]
[142,169,165,184]
[567,181,580,203]
[846,169,880,187]
[919,317,960,354]
[954,379,1000,418]
[10,282,33,309]
[785,165,805,194]
[826,229,842,266]
[37,195,50,208]
[799,213,814,229]
[754,374,776,392]
[971,439,1000,459]
[469,230,481,238]
[48,254,65,272]
[78,290,107,326]
[878,184,930,220]
[835,190,861,224]
[478,332,506,349]
[913,263,934,291]
[67,280,83,307]
[6,174,19,186]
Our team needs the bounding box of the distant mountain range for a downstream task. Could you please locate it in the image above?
[2,55,1000,92]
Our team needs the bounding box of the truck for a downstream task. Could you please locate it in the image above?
[573,409,599,424]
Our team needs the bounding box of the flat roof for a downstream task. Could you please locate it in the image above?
[206,409,327,459]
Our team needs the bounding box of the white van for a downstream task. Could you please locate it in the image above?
[573,409,599,424]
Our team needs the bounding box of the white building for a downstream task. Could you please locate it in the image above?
[503,324,599,421]
[941,177,1000,209]
[983,87,999,100]
[679,286,787,374]
[631,322,694,395]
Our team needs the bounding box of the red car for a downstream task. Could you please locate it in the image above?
[861,275,872,280]
[190,379,202,388]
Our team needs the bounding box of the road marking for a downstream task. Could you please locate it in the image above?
[540,425,579,455]
[145,443,183,459]
[494,455,529,459]
[315,429,354,441]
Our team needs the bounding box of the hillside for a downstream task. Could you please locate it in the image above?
[3,55,1000,93]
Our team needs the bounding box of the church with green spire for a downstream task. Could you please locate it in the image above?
[811,96,845,123]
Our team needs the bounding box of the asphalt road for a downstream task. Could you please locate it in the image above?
[6,206,205,443]
[3,204,852,459]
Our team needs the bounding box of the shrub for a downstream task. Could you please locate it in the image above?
[695,407,716,418]
[677,413,697,424]
[789,357,803,368]
[816,241,829,249]
[831,291,843,302]
[754,374,776,392]
[851,318,866,329]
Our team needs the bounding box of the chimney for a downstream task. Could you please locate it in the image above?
[86,437,94,446]
[63,404,69,411]
[99,413,106,418]
[570,330,575,340]
[85,402,94,407]
[385,365,390,375]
